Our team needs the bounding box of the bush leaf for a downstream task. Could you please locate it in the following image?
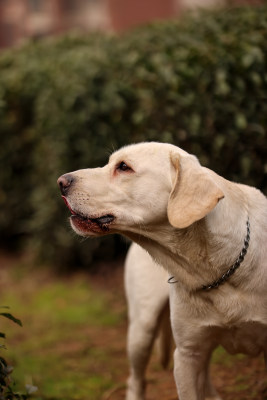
[0,313,22,327]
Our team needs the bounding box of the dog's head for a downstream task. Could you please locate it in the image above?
[57,142,224,237]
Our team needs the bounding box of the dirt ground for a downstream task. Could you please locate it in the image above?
[1,252,267,400]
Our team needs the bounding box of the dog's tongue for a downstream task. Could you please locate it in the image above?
[61,196,76,215]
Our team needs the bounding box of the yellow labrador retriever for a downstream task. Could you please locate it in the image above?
[125,243,171,400]
[57,142,267,400]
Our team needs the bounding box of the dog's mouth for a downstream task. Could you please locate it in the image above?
[61,196,115,235]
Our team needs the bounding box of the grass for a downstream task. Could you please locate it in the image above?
[0,258,127,400]
[211,345,246,367]
[1,254,266,400]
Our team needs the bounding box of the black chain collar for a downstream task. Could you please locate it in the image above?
[168,218,251,291]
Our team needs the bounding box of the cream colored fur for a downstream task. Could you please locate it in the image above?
[58,142,267,400]
[125,243,171,400]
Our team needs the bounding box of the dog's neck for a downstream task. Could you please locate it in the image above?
[124,222,214,291]
[199,217,250,291]
[124,202,250,292]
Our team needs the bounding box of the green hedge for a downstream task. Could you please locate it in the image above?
[0,5,266,267]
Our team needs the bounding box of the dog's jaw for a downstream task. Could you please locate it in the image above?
[61,195,115,236]
[70,214,115,236]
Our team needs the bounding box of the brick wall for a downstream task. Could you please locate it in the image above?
[107,0,179,32]
[0,0,264,48]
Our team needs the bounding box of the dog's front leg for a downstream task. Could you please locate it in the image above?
[173,346,206,400]
[173,345,221,400]
[203,354,222,400]
[169,284,221,400]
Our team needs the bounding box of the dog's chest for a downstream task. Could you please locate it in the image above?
[218,321,267,356]
[204,292,267,356]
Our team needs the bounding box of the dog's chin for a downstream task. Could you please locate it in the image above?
[70,214,115,237]
[61,196,115,237]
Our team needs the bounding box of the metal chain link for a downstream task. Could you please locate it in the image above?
[201,218,250,291]
[168,218,250,291]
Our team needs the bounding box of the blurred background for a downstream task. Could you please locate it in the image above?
[0,1,267,399]
[0,0,266,269]
[0,0,262,49]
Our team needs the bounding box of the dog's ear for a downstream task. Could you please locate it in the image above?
[167,153,224,228]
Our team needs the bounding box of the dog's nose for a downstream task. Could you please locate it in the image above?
[57,174,74,195]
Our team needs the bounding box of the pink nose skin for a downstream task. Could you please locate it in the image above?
[57,174,74,196]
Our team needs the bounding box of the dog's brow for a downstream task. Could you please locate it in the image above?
[108,154,116,164]
[109,152,127,164]
[109,151,120,162]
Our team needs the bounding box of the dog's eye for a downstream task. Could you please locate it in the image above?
[116,161,132,172]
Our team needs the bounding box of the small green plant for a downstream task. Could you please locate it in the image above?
[0,307,36,400]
